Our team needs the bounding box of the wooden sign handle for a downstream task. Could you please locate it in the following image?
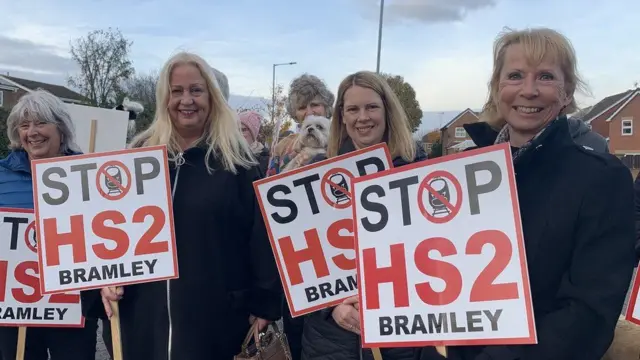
[109,287,124,360]
[372,347,383,360]
[15,327,26,360]
[88,119,97,153]
[436,345,448,357]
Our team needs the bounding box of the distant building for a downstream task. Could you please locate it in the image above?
[439,108,480,155]
[0,75,87,109]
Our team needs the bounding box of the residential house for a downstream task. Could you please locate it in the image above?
[440,108,480,155]
[582,88,640,174]
[0,75,87,110]
[0,77,19,110]
[420,129,441,153]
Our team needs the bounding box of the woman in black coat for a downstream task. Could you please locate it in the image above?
[418,27,636,360]
[301,71,444,360]
[82,51,282,360]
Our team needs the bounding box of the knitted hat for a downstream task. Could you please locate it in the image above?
[239,111,263,143]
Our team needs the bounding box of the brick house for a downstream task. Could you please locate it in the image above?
[582,89,635,142]
[582,88,640,173]
[0,75,87,110]
[439,108,480,155]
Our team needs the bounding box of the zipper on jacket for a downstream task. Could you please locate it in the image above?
[167,151,185,360]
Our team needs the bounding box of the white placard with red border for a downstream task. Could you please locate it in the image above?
[31,146,179,294]
[352,143,536,347]
[0,208,83,327]
[254,144,392,317]
[625,269,640,325]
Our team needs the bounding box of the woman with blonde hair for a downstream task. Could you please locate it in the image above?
[82,52,282,359]
[417,27,635,360]
[301,71,431,360]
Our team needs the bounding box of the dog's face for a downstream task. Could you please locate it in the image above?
[298,115,330,149]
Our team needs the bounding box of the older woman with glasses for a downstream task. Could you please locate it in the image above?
[0,90,98,360]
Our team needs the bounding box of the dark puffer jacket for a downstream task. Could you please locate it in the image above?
[300,140,438,360]
[415,116,635,360]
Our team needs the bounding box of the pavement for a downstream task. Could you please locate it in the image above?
[95,320,110,360]
[91,276,637,360]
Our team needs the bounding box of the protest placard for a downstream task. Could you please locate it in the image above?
[31,146,178,294]
[625,270,640,325]
[254,144,392,317]
[0,208,83,327]
[352,143,536,348]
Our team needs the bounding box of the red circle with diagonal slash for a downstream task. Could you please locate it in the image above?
[418,170,463,224]
[24,221,37,254]
[96,160,132,201]
[321,167,355,209]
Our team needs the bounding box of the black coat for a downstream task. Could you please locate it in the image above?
[81,145,282,360]
[256,147,270,177]
[418,116,636,360]
[301,141,434,360]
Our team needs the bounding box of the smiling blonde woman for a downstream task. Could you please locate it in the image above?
[416,27,636,360]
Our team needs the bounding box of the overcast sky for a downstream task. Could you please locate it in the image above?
[1,0,639,132]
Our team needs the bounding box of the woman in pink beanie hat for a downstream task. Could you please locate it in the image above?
[239,110,270,175]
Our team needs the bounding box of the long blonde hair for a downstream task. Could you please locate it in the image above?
[481,27,589,129]
[129,52,255,174]
[327,71,415,162]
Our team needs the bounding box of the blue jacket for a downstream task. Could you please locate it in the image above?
[0,150,80,209]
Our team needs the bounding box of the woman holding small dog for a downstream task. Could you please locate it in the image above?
[266,73,335,177]
[271,73,335,360]
[300,71,434,360]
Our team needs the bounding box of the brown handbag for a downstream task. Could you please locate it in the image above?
[234,322,292,360]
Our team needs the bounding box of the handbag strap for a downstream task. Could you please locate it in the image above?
[372,348,383,360]
[241,322,282,351]
[242,322,260,349]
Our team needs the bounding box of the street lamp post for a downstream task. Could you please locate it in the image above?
[272,62,297,124]
[376,0,385,73]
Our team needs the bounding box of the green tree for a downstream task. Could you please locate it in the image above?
[381,73,423,133]
[429,139,443,158]
[0,108,9,158]
[68,28,134,107]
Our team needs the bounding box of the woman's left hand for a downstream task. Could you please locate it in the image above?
[249,315,270,332]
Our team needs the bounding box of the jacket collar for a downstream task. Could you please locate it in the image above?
[0,149,82,174]
[464,115,574,167]
[338,139,427,166]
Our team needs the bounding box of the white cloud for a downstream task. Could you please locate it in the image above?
[357,0,498,24]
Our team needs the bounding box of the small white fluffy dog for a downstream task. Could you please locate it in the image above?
[282,115,331,172]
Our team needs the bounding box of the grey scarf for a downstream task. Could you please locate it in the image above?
[494,117,558,162]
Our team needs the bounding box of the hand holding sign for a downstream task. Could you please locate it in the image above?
[101,287,124,318]
[332,296,361,335]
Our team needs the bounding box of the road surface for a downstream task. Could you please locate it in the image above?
[92,277,637,360]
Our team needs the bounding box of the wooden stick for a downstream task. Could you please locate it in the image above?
[436,345,447,357]
[371,347,383,360]
[109,292,124,360]
[15,327,26,360]
[88,119,97,153]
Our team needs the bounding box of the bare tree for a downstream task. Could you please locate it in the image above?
[68,28,134,107]
[121,71,158,112]
[259,83,293,147]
